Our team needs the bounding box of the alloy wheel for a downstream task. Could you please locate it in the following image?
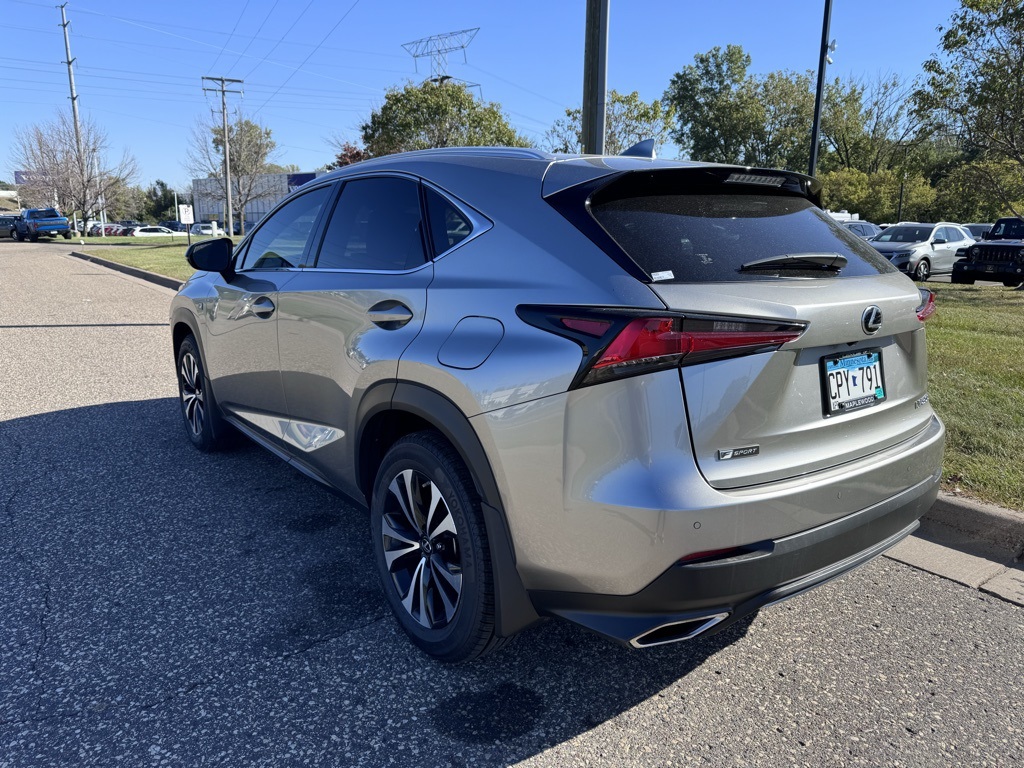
[179,352,205,437]
[380,468,463,629]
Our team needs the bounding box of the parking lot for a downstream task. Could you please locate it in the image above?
[1,242,1022,767]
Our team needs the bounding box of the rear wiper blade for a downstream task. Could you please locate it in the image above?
[740,253,848,272]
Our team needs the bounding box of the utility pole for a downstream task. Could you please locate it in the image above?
[808,0,834,177]
[58,3,85,219]
[581,0,610,155]
[202,76,243,236]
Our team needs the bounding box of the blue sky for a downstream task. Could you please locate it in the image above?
[2,0,961,190]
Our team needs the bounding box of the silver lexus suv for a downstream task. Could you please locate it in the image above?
[170,147,944,662]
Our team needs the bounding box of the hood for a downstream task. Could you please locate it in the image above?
[870,240,925,254]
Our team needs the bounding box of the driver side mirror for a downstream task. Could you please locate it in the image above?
[932,238,947,246]
[186,237,235,277]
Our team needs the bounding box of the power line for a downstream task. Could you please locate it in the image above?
[208,0,252,75]
[202,76,243,235]
[240,0,316,81]
[251,0,363,118]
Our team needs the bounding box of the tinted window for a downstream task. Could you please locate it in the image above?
[29,209,59,219]
[314,177,426,271]
[590,192,894,282]
[425,187,473,255]
[989,218,1024,239]
[239,185,331,270]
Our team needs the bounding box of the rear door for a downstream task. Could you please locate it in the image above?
[586,170,936,489]
[275,175,433,494]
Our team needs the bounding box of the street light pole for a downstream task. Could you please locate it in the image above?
[581,0,609,155]
[808,0,834,178]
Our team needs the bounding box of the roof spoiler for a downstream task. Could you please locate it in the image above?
[620,139,656,159]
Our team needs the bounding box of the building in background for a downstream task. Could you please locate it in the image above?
[191,171,323,231]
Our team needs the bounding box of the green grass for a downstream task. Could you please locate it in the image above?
[926,283,1024,510]
[72,242,1024,510]
[77,236,235,282]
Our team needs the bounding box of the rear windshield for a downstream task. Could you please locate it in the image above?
[29,209,60,219]
[590,188,894,283]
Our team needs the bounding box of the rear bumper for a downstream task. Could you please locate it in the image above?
[530,468,938,647]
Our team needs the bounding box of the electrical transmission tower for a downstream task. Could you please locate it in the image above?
[402,28,480,92]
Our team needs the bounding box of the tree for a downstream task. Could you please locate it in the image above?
[544,90,675,155]
[12,109,137,223]
[662,45,814,170]
[361,81,530,157]
[185,113,280,235]
[264,163,301,174]
[144,179,178,222]
[324,139,370,169]
[917,0,1024,215]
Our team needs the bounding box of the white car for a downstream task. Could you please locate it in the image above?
[127,226,181,237]
[190,222,225,236]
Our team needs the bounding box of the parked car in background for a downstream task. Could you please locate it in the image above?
[159,220,188,232]
[953,216,1024,286]
[11,208,72,241]
[127,225,182,237]
[961,222,993,240]
[1,214,21,238]
[170,146,944,661]
[190,222,224,236]
[843,221,883,239]
[868,221,974,280]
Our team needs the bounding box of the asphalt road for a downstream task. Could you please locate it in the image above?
[1,241,1021,767]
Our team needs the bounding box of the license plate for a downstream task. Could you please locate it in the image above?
[821,349,886,416]
[985,264,995,272]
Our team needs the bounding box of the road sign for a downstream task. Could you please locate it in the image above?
[178,204,194,225]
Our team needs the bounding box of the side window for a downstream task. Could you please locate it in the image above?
[238,185,331,270]
[425,187,473,255]
[314,177,426,271]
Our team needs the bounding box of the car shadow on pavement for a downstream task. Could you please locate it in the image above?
[0,397,752,764]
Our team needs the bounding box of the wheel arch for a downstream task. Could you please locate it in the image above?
[356,382,540,637]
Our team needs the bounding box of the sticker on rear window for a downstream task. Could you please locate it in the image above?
[651,270,674,282]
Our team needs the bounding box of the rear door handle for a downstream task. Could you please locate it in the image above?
[252,296,276,319]
[368,301,414,329]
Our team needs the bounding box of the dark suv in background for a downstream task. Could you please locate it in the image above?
[953,216,1024,286]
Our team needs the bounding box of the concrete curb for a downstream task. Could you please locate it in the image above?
[923,491,1024,561]
[69,250,184,291]
[63,247,1024,562]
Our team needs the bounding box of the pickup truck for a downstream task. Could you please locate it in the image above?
[11,208,73,241]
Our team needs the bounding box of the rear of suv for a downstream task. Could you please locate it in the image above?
[170,148,944,661]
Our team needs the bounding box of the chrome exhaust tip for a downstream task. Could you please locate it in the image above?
[629,612,730,648]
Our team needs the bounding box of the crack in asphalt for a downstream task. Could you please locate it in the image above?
[276,613,390,661]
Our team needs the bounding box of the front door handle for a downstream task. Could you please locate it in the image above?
[252,296,276,319]
[368,300,414,329]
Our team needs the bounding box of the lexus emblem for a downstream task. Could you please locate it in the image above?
[862,306,883,335]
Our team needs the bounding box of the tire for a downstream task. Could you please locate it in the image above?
[370,431,504,662]
[14,230,24,242]
[175,334,230,452]
[62,232,72,240]
[912,259,931,281]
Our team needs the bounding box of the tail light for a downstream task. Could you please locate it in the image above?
[518,305,806,389]
[916,289,936,322]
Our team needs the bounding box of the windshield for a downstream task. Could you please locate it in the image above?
[29,209,60,219]
[872,225,934,243]
[989,219,1024,239]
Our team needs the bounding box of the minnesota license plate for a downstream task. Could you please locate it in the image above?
[821,349,886,416]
